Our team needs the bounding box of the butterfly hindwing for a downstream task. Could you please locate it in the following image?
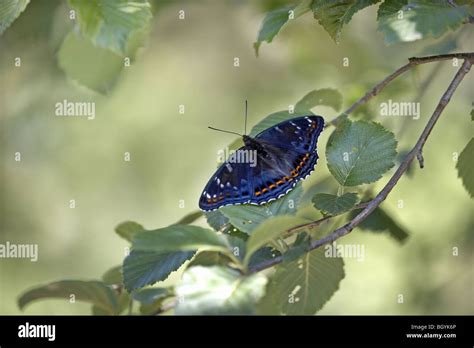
[247,139,319,204]
[199,154,253,211]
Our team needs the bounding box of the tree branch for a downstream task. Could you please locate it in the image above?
[249,55,473,274]
[326,52,474,128]
[284,201,370,237]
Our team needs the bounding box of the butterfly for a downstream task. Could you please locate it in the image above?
[199,114,325,212]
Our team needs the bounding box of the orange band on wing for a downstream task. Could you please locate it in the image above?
[253,153,312,197]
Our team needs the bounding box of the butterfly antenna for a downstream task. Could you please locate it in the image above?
[244,99,248,135]
[208,126,242,137]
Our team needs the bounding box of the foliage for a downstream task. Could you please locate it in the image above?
[377,0,471,44]
[312,0,381,43]
[58,32,125,93]
[3,0,470,90]
[326,119,397,186]
[115,221,145,242]
[1,0,153,93]
[0,0,30,34]
[254,0,473,53]
[220,183,303,234]
[18,280,122,315]
[258,248,345,315]
[295,88,343,114]
[456,137,474,198]
[8,0,472,316]
[175,266,267,315]
[254,0,312,55]
[349,206,410,243]
[16,85,419,315]
[123,249,195,291]
[312,192,359,215]
[243,215,311,265]
[68,0,152,55]
[249,88,343,136]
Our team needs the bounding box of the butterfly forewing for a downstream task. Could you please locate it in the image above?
[199,156,252,211]
[255,115,324,154]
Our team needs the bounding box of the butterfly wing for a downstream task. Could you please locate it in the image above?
[246,115,324,204]
[245,140,319,204]
[255,115,324,154]
[199,151,253,211]
[199,115,325,210]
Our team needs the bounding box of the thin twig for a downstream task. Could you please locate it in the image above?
[284,201,370,237]
[326,52,474,128]
[249,56,472,274]
[416,151,424,169]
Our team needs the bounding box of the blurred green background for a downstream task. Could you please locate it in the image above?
[0,0,473,315]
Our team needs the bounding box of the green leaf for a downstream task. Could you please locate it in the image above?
[188,235,247,268]
[101,265,123,285]
[68,0,152,55]
[18,280,120,315]
[326,119,397,186]
[115,221,145,242]
[248,247,280,268]
[118,291,131,314]
[123,250,195,291]
[91,305,110,315]
[312,192,359,215]
[420,34,458,56]
[254,0,312,55]
[377,0,470,45]
[132,287,170,305]
[174,211,203,225]
[133,287,172,315]
[226,235,247,262]
[205,210,229,231]
[254,5,293,56]
[220,183,303,234]
[58,32,124,93]
[312,0,381,43]
[92,290,129,315]
[225,234,278,267]
[249,110,314,137]
[206,211,249,241]
[258,248,344,315]
[138,298,170,315]
[0,0,30,35]
[223,226,250,241]
[456,138,474,198]
[282,232,311,263]
[188,251,232,268]
[244,215,310,265]
[131,225,230,255]
[350,206,410,243]
[175,266,267,315]
[295,88,343,113]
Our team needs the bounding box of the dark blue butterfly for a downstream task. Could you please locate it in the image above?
[199,115,325,211]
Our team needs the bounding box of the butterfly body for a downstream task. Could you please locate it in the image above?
[199,115,324,211]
